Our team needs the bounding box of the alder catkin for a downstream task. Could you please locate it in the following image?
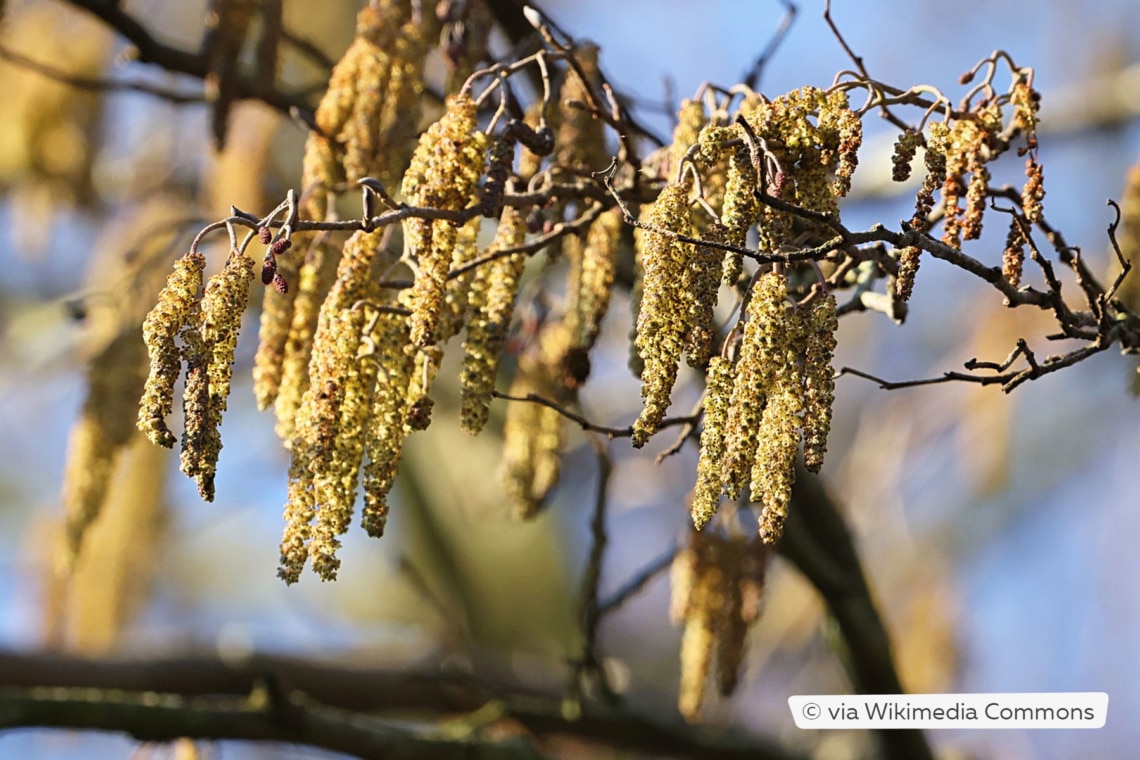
[361,310,415,538]
[182,250,254,500]
[751,304,807,544]
[632,183,694,447]
[691,356,734,530]
[402,94,487,348]
[460,208,527,435]
[138,251,204,448]
[802,293,838,473]
[721,273,786,498]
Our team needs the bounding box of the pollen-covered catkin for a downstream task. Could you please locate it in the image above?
[274,240,342,444]
[500,375,565,519]
[566,206,622,352]
[315,2,436,188]
[632,183,694,447]
[555,43,607,174]
[1002,218,1026,288]
[460,207,527,435]
[288,229,391,580]
[691,355,734,530]
[63,331,148,570]
[183,250,254,499]
[751,304,808,544]
[402,94,487,348]
[802,293,838,473]
[178,325,218,500]
[711,130,755,286]
[435,217,483,345]
[894,245,922,303]
[138,251,204,448]
[721,273,787,498]
[361,310,415,538]
[683,223,726,368]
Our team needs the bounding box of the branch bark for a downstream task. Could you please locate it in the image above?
[781,465,936,760]
[0,650,808,760]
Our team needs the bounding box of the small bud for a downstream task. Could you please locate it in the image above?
[258,226,272,244]
[272,272,288,294]
[261,255,277,285]
[270,238,293,257]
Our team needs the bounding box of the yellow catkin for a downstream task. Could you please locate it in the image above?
[632,183,694,447]
[460,207,528,435]
[672,532,762,715]
[713,539,748,696]
[669,541,698,625]
[58,430,166,655]
[555,43,607,174]
[291,228,390,580]
[435,216,483,344]
[802,293,838,473]
[178,325,217,498]
[720,139,759,286]
[499,373,565,519]
[274,240,342,445]
[361,310,415,538]
[691,356,734,530]
[683,223,726,368]
[566,206,622,352]
[402,94,487,348]
[181,250,254,501]
[677,541,723,723]
[315,3,436,188]
[894,245,921,303]
[299,132,343,222]
[256,135,336,411]
[279,455,316,584]
[751,304,807,544]
[666,99,707,182]
[138,251,204,448]
[65,329,149,569]
[721,273,786,497]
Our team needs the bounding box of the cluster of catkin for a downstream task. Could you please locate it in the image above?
[631,87,859,448]
[693,277,838,542]
[137,249,254,501]
[670,531,767,721]
[892,74,1043,301]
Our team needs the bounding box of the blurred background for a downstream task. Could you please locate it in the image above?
[0,1,1138,758]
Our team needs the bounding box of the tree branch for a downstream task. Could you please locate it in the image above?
[780,466,936,760]
[0,650,808,760]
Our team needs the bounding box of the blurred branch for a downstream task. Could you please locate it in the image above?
[780,465,935,760]
[0,649,808,760]
[492,390,700,439]
[61,0,315,117]
[0,44,204,104]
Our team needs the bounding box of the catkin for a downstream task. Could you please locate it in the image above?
[181,250,254,500]
[460,208,528,435]
[62,330,148,570]
[274,240,342,444]
[632,183,694,447]
[361,310,416,538]
[691,356,734,530]
[402,94,487,348]
[683,223,726,368]
[290,228,390,580]
[138,251,204,448]
[802,293,838,473]
[566,206,622,352]
[435,217,483,344]
[751,304,807,544]
[316,2,436,188]
[721,273,786,498]
[500,373,565,519]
